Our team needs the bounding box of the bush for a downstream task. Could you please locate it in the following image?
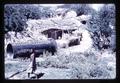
[89,66,110,78]
[38,55,68,69]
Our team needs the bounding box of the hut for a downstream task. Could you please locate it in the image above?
[41,28,76,40]
[41,28,62,39]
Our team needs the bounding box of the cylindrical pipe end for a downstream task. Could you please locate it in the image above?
[6,43,14,58]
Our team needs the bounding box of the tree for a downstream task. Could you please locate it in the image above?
[59,4,95,16]
[4,4,27,34]
[88,4,115,51]
[4,4,58,37]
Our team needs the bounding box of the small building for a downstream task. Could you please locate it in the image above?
[41,28,62,39]
[41,28,76,40]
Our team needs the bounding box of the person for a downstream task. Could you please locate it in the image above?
[27,49,37,78]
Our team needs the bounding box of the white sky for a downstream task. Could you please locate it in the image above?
[39,4,104,11]
[40,4,64,7]
[90,4,104,11]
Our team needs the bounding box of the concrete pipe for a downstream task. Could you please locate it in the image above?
[6,39,57,58]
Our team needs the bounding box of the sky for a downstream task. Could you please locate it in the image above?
[40,4,64,7]
[90,4,104,11]
[40,4,104,11]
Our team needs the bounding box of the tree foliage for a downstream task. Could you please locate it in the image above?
[88,4,115,50]
[4,4,27,33]
[4,4,56,33]
[59,4,95,16]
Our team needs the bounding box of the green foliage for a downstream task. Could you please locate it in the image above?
[4,4,55,33]
[59,4,95,16]
[4,4,27,33]
[99,4,115,33]
[88,4,115,50]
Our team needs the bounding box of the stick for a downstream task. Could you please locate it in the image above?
[8,69,27,79]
